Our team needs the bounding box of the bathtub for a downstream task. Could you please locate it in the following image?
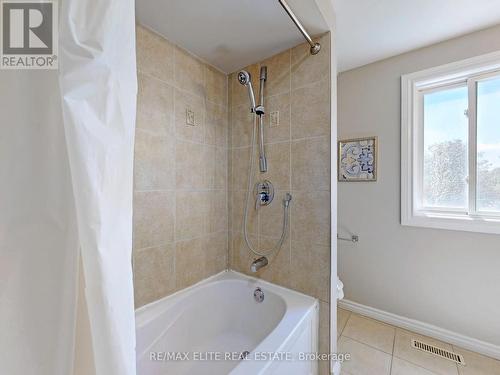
[135,270,319,375]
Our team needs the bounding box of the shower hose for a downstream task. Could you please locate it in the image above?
[243,114,291,257]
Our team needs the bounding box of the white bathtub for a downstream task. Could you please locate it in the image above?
[135,270,319,375]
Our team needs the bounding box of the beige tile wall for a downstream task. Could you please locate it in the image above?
[133,25,228,308]
[228,33,332,373]
[133,25,332,373]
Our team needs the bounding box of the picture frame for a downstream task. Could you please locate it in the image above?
[338,136,378,182]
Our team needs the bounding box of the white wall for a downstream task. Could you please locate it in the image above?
[313,0,339,372]
[338,24,500,348]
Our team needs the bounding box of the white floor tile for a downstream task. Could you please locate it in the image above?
[336,309,497,375]
[391,357,440,375]
[338,307,351,338]
[339,336,392,375]
[342,313,396,354]
[454,346,500,375]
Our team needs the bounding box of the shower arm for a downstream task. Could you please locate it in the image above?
[278,0,321,55]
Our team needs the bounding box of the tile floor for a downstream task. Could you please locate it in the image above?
[337,308,500,375]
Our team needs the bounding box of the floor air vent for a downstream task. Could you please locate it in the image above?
[411,339,465,365]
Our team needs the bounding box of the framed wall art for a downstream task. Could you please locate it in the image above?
[338,136,377,182]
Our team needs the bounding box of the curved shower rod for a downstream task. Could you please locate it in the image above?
[278,0,321,55]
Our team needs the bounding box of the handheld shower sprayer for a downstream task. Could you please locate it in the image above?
[237,70,256,113]
[237,68,268,172]
[238,66,291,270]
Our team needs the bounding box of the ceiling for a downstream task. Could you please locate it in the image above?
[336,0,500,72]
[136,0,329,73]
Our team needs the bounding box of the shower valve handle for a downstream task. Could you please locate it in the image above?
[254,180,274,210]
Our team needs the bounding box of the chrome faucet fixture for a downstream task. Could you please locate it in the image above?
[255,180,274,209]
[239,64,292,264]
[251,257,268,273]
[253,287,265,302]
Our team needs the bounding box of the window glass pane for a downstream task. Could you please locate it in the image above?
[423,86,468,209]
[477,76,500,212]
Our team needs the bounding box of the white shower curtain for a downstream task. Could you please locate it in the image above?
[0,0,138,373]
[0,70,80,375]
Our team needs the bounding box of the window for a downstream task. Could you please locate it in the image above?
[401,52,500,234]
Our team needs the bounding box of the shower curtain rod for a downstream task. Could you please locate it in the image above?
[278,0,321,55]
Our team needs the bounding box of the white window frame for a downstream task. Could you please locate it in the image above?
[401,51,500,235]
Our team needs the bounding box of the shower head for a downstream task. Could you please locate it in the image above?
[238,70,251,86]
[237,70,256,112]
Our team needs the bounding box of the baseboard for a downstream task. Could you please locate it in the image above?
[338,299,500,361]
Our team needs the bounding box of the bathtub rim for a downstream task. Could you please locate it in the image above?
[135,269,318,325]
[135,269,319,373]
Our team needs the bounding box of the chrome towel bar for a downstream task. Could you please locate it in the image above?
[337,234,359,243]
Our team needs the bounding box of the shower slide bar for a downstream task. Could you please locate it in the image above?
[278,0,321,55]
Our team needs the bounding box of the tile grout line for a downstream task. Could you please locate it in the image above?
[134,188,227,193]
[288,46,293,272]
[392,324,397,364]
[340,334,394,357]
[230,230,330,248]
[390,322,396,375]
[341,321,395,354]
[451,344,460,375]
[389,326,396,375]
[230,132,330,149]
[138,69,228,111]
[202,60,208,246]
[342,311,462,375]
[340,310,352,337]
[134,229,229,251]
[225,74,230,270]
[391,355,451,375]
[229,74,234,269]
[173,45,178,290]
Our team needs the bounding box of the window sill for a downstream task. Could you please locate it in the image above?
[402,211,500,235]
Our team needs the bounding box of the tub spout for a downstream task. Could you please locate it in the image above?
[250,256,268,273]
